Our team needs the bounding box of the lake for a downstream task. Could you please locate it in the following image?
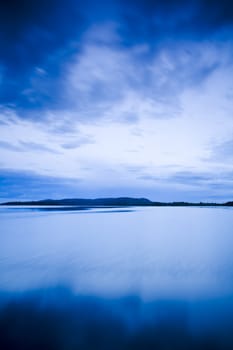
[1,206,233,349]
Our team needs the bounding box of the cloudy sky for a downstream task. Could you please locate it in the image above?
[0,0,233,202]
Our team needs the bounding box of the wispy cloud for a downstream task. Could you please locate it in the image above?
[0,140,60,154]
[0,169,83,202]
[211,137,233,161]
[61,137,95,149]
[19,141,61,154]
[1,1,233,201]
[0,141,22,152]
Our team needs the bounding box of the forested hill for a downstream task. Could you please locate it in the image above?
[1,197,233,206]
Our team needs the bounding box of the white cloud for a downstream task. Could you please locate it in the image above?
[1,25,233,200]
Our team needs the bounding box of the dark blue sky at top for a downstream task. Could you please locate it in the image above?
[0,0,233,113]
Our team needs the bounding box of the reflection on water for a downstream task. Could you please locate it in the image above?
[1,206,233,349]
[1,286,233,350]
[1,206,233,298]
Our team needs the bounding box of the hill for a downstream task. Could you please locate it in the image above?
[1,197,232,206]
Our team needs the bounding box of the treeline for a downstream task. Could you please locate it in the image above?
[1,197,233,206]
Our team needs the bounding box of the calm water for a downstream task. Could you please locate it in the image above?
[1,206,233,349]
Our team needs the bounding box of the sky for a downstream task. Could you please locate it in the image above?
[0,0,233,202]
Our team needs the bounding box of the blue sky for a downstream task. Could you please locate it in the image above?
[1,0,233,202]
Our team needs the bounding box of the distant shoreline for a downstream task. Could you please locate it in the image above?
[1,197,233,207]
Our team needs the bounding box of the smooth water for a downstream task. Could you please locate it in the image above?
[1,206,233,349]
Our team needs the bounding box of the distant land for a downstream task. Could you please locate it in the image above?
[1,197,233,207]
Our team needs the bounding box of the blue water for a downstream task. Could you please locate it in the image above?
[1,206,233,349]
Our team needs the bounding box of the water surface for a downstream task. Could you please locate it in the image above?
[1,206,233,349]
